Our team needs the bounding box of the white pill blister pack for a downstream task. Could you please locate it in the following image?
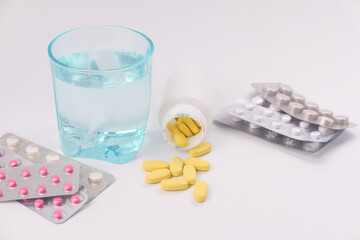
[214,111,343,153]
[0,162,80,202]
[251,83,356,130]
[20,189,88,224]
[222,99,340,143]
[0,133,115,202]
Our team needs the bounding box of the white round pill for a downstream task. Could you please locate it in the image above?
[281,114,291,123]
[253,115,263,122]
[25,144,40,156]
[251,95,266,106]
[275,93,291,106]
[278,84,293,96]
[299,121,310,129]
[46,152,60,163]
[231,117,242,123]
[249,123,261,129]
[88,172,104,184]
[245,103,254,111]
[269,104,281,112]
[234,108,245,115]
[263,108,273,117]
[310,131,321,139]
[6,136,20,147]
[272,121,282,129]
[291,127,302,136]
[263,86,278,97]
[304,101,319,111]
[318,126,333,134]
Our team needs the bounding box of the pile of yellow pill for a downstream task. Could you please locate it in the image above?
[142,156,210,202]
[167,117,202,148]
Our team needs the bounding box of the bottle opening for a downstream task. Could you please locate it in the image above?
[162,114,206,150]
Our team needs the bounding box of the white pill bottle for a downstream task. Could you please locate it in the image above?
[159,63,212,150]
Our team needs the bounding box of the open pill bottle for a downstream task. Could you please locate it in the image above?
[159,63,212,149]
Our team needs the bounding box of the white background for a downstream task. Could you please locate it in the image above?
[1,0,360,239]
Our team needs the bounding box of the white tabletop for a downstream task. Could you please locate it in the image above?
[0,0,360,239]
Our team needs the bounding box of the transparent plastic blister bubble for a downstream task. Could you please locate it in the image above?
[20,189,88,224]
[0,162,80,202]
[222,99,340,142]
[0,133,115,202]
[213,111,344,153]
[251,83,356,130]
[0,145,33,169]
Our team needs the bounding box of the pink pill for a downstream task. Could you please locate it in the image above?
[38,167,47,176]
[37,185,46,194]
[7,179,16,188]
[34,199,44,209]
[53,197,62,206]
[21,169,30,178]
[0,172,5,180]
[9,159,18,167]
[51,175,60,184]
[64,165,73,174]
[71,194,81,204]
[0,189,2,197]
[64,182,72,192]
[19,186,28,196]
[53,210,63,220]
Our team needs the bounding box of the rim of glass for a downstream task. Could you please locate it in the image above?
[48,25,154,73]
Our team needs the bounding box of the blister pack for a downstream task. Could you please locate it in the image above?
[0,162,80,202]
[0,146,32,168]
[251,83,356,130]
[222,99,340,143]
[0,133,115,202]
[214,111,343,153]
[20,189,88,224]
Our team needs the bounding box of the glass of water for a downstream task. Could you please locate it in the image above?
[48,26,154,164]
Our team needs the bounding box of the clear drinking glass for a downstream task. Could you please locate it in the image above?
[48,26,154,164]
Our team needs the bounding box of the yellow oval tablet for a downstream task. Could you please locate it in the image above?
[160,178,188,191]
[172,128,188,148]
[194,181,208,202]
[183,165,196,185]
[193,118,201,128]
[184,158,210,171]
[167,123,176,132]
[183,117,199,134]
[145,169,171,184]
[176,117,184,127]
[189,142,212,157]
[178,123,194,137]
[170,157,183,177]
[142,160,169,172]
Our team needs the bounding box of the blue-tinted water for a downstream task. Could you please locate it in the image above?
[52,50,150,163]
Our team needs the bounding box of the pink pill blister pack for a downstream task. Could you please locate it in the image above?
[20,189,88,224]
[251,83,356,130]
[0,161,80,202]
[0,133,115,202]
